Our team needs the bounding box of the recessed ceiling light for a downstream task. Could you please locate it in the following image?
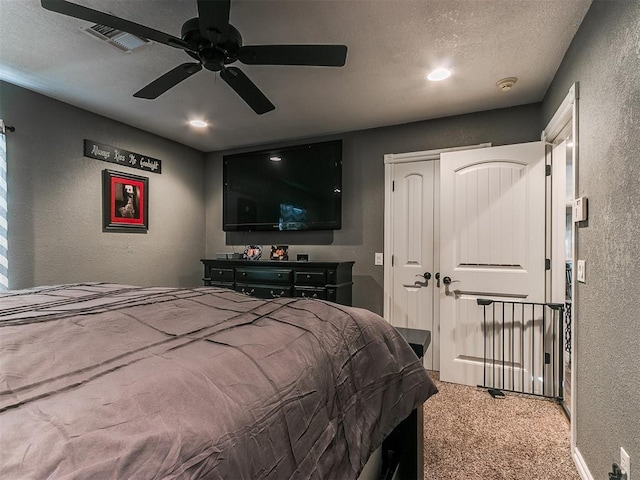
[270,156,282,162]
[427,68,451,81]
[189,119,208,128]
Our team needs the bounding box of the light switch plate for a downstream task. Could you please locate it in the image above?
[375,253,384,266]
[577,260,586,283]
[621,447,630,480]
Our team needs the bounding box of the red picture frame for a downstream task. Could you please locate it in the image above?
[102,169,149,233]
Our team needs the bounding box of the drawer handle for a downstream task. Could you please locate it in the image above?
[306,274,311,279]
[278,273,282,278]
[302,292,318,299]
[241,272,247,276]
[270,290,284,298]
[240,288,255,296]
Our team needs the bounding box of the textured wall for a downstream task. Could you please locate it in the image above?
[205,103,541,314]
[542,1,640,477]
[1,81,206,288]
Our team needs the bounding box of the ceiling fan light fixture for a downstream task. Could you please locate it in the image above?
[427,68,451,82]
[189,119,208,128]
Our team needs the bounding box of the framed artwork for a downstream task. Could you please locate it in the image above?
[102,169,149,233]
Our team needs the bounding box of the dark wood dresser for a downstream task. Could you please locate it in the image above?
[200,259,355,306]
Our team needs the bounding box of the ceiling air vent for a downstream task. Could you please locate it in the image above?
[82,24,149,53]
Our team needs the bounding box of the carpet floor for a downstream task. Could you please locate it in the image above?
[422,371,578,480]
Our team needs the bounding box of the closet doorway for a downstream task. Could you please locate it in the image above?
[384,141,549,388]
[383,144,489,371]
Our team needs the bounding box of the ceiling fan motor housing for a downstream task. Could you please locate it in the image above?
[182,18,243,71]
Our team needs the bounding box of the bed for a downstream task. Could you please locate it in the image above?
[0,283,437,479]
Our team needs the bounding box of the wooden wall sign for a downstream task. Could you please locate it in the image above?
[84,140,162,174]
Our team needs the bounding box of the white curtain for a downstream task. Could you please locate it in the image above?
[0,126,7,290]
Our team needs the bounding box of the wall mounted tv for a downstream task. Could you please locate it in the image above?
[223,140,342,231]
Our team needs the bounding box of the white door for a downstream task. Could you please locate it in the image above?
[388,160,438,368]
[439,142,546,387]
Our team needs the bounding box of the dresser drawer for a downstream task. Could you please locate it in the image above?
[236,284,293,299]
[294,286,327,300]
[236,268,292,284]
[294,270,326,286]
[204,280,234,290]
[206,267,234,282]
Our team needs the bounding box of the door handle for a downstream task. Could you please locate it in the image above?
[435,272,440,288]
[442,276,460,297]
[414,272,431,287]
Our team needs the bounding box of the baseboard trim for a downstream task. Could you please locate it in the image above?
[573,447,594,480]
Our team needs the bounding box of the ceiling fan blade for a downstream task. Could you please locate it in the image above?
[197,0,230,43]
[238,45,348,67]
[40,0,193,51]
[133,63,202,99]
[220,67,275,115]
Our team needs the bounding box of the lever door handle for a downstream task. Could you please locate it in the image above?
[435,272,440,288]
[442,276,461,297]
[414,272,431,287]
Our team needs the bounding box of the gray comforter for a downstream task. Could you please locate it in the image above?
[0,283,437,479]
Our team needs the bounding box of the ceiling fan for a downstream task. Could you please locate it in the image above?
[41,0,348,114]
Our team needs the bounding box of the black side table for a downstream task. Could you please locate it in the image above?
[395,327,431,360]
[380,327,431,480]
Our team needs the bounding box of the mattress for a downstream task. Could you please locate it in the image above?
[0,283,437,479]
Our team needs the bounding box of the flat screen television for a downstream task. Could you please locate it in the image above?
[223,140,342,231]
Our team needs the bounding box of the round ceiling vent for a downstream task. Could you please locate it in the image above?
[496,77,518,91]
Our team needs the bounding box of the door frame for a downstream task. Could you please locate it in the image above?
[541,82,580,469]
[383,143,490,368]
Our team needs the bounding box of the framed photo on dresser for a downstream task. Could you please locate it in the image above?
[102,169,149,233]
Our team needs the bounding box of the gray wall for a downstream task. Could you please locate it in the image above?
[1,81,206,288]
[541,1,640,477]
[205,103,541,314]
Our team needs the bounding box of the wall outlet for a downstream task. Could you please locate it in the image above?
[621,447,631,480]
[375,252,384,266]
[576,259,586,283]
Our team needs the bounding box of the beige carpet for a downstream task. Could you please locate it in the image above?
[422,371,579,480]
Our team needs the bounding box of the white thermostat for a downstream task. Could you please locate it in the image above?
[574,196,588,222]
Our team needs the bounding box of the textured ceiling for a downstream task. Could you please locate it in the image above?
[0,0,592,152]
